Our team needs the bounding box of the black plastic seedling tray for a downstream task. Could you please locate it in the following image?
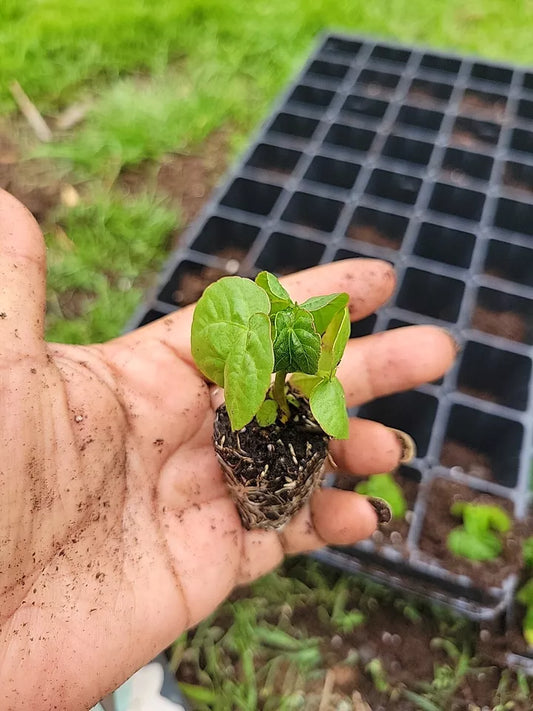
[128,34,533,640]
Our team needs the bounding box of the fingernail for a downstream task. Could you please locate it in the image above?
[367,497,392,525]
[443,328,462,355]
[388,428,417,464]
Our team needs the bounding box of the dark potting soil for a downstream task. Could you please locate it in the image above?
[172,248,247,306]
[346,224,400,250]
[471,305,528,343]
[440,439,493,480]
[459,93,506,121]
[451,129,486,150]
[503,167,533,196]
[418,478,523,588]
[457,384,500,405]
[406,87,441,108]
[214,394,329,530]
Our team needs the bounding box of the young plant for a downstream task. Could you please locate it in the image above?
[516,579,533,647]
[191,271,351,530]
[446,502,511,562]
[355,473,407,520]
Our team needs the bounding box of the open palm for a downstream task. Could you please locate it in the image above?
[0,190,455,710]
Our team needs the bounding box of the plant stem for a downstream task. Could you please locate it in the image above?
[273,370,290,421]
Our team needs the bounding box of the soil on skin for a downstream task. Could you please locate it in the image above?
[440,440,493,480]
[471,305,528,343]
[173,262,236,306]
[418,478,524,588]
[459,92,506,121]
[346,224,401,250]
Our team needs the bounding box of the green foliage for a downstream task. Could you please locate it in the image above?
[446,502,511,562]
[191,271,350,437]
[355,473,407,519]
[522,536,533,568]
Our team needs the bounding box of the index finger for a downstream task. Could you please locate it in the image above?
[109,258,396,364]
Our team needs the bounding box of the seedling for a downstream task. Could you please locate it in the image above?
[355,472,407,519]
[446,502,511,562]
[191,271,351,529]
[522,536,533,568]
[516,579,533,647]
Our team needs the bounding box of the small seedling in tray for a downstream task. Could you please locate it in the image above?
[191,270,353,530]
[355,472,407,520]
[446,502,511,562]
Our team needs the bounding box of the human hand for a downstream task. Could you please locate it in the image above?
[0,189,456,709]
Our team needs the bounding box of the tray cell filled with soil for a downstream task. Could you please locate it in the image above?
[220,177,281,216]
[459,88,507,121]
[190,216,259,262]
[370,44,410,67]
[510,127,533,157]
[394,104,444,134]
[365,168,421,205]
[440,404,523,486]
[407,78,453,107]
[245,143,302,178]
[345,205,407,250]
[429,181,485,221]
[303,58,350,84]
[355,68,401,98]
[157,259,234,307]
[303,154,361,191]
[471,287,533,345]
[358,389,438,458]
[451,116,500,149]
[323,122,376,154]
[441,147,493,184]
[286,84,335,110]
[382,134,434,167]
[413,222,476,268]
[396,268,465,323]
[254,232,325,275]
[502,160,533,196]
[340,94,388,124]
[484,239,533,289]
[457,340,531,411]
[420,53,461,76]
[266,112,320,142]
[418,478,519,588]
[493,196,533,238]
[281,190,343,233]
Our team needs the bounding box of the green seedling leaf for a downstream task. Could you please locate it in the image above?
[318,306,350,375]
[273,307,320,374]
[523,537,533,568]
[300,292,349,334]
[523,606,533,647]
[452,502,511,536]
[290,372,322,398]
[256,398,278,427]
[517,579,533,606]
[309,376,348,439]
[255,270,291,314]
[191,276,271,386]
[355,473,407,519]
[447,528,502,561]
[224,312,274,430]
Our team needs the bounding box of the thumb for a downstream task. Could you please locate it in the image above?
[0,189,46,351]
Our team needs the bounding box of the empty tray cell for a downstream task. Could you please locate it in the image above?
[370,45,410,66]
[524,72,533,92]
[158,260,231,307]
[396,104,444,134]
[429,182,485,221]
[281,191,343,233]
[460,88,507,121]
[321,37,362,58]
[510,127,533,157]
[356,68,400,98]
[341,94,388,123]
[503,160,533,196]
[484,239,533,289]
[350,313,377,338]
[493,196,533,237]
[451,116,500,149]
[440,404,522,486]
[457,341,531,411]
[221,178,281,216]
[383,134,433,166]
[420,53,461,75]
[358,390,438,457]
[287,84,335,109]
[137,309,168,327]
[365,169,421,205]
[191,216,259,264]
[255,232,325,275]
[518,98,533,122]
[441,147,493,184]
[334,247,366,261]
[471,287,533,345]
[396,268,465,322]
[471,62,513,85]
[346,206,408,250]
[407,78,453,107]
[323,123,376,153]
[304,155,361,190]
[246,143,301,177]
[267,112,319,141]
[414,222,476,269]
[304,59,350,83]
